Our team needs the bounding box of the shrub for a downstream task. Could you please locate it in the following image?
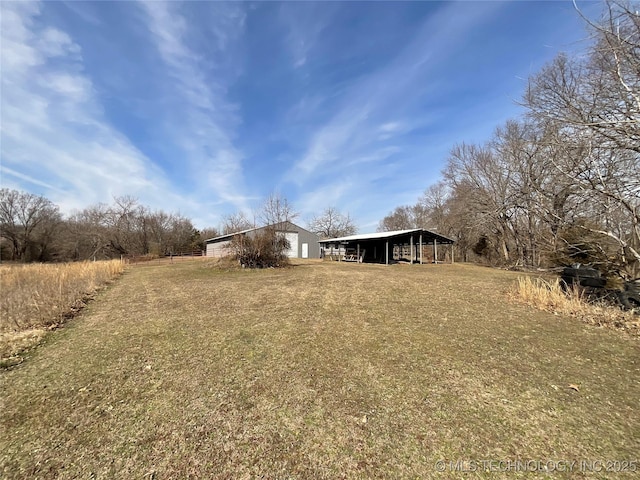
[229,228,290,268]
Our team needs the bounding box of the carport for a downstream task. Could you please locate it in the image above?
[318,229,455,265]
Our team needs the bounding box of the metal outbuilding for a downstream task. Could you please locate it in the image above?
[205,221,321,259]
[318,229,455,264]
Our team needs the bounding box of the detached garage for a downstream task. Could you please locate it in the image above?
[205,221,321,259]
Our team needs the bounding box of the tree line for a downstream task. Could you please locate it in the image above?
[379,1,639,279]
[0,187,357,263]
[0,189,216,262]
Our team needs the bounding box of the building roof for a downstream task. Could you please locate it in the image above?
[205,227,257,243]
[318,228,455,244]
[205,221,318,243]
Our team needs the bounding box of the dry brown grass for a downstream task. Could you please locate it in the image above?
[1,261,638,478]
[511,276,640,336]
[0,260,124,361]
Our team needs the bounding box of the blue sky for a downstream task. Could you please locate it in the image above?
[1,1,599,231]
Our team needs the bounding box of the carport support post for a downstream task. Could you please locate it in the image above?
[433,239,438,263]
[385,240,389,265]
[410,235,414,264]
[357,243,360,263]
[419,234,423,264]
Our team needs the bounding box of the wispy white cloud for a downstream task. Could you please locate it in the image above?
[296,179,354,219]
[379,122,402,133]
[0,1,180,214]
[1,166,62,191]
[377,122,408,141]
[59,1,102,26]
[138,0,249,212]
[1,0,591,233]
[284,2,505,226]
[279,3,337,69]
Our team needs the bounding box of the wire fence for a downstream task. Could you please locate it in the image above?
[123,250,206,265]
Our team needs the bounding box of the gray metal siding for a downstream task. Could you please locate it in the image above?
[295,227,321,258]
[273,222,320,258]
[205,221,321,259]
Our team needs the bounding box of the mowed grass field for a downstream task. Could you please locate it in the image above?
[1,260,638,478]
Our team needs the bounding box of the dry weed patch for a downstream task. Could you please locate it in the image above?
[0,260,124,362]
[511,276,640,336]
[1,262,638,478]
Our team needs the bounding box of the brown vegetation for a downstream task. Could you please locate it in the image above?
[511,276,640,336]
[1,261,638,478]
[0,260,124,363]
[229,228,291,268]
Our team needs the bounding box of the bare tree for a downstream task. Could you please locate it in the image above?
[198,227,219,242]
[102,196,141,255]
[221,212,253,234]
[377,206,415,232]
[166,214,197,254]
[259,192,298,227]
[525,5,639,155]
[0,189,210,261]
[523,1,640,275]
[307,207,356,239]
[200,228,219,240]
[0,188,61,261]
[419,182,450,231]
[64,204,111,260]
[62,200,199,259]
[145,210,173,255]
[443,142,520,263]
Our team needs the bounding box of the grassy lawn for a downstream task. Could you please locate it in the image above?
[1,260,638,478]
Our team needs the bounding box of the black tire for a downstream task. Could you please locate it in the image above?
[559,278,572,291]
[579,277,607,288]
[562,266,601,279]
[617,290,634,310]
[625,291,640,306]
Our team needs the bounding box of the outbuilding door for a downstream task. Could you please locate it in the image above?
[302,243,309,258]
[284,232,298,258]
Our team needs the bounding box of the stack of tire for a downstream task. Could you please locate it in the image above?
[618,279,640,311]
[560,264,639,311]
[560,264,607,288]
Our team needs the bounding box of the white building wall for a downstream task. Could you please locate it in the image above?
[283,232,299,258]
[206,240,232,257]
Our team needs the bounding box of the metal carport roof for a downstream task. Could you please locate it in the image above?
[318,228,455,245]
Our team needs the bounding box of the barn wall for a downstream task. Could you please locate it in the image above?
[272,222,320,259]
[296,227,321,258]
[205,221,320,259]
[206,240,232,257]
[282,232,299,258]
